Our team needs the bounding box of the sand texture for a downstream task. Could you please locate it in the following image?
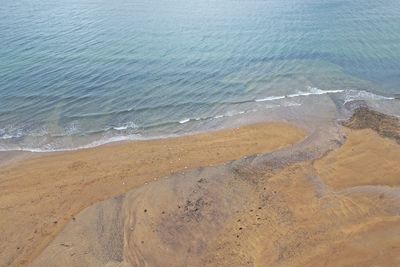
[0,123,305,267]
[1,108,400,267]
[343,106,400,143]
[30,108,400,267]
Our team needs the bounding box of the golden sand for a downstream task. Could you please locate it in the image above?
[0,123,305,266]
[2,112,400,267]
[30,127,400,267]
[315,128,400,189]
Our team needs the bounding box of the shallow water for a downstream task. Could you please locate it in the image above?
[0,0,399,151]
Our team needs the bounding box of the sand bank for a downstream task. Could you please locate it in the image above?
[29,108,400,267]
[0,122,305,267]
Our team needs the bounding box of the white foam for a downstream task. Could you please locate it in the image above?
[0,134,15,140]
[1,88,394,153]
[226,110,246,117]
[0,134,145,153]
[0,127,24,140]
[344,90,395,104]
[179,118,190,124]
[113,126,128,130]
[255,96,286,102]
[112,122,138,131]
[213,110,247,120]
[287,87,344,98]
[255,87,344,103]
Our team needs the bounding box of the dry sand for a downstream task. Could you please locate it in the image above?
[315,128,400,189]
[0,123,305,267]
[2,107,400,267]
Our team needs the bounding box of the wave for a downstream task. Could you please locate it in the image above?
[178,102,299,125]
[255,87,344,102]
[287,88,344,98]
[0,121,139,141]
[0,134,143,153]
[344,89,395,103]
[255,96,286,102]
[179,118,190,124]
[0,128,29,140]
[0,88,396,152]
[179,110,251,125]
[0,134,16,140]
[109,122,138,131]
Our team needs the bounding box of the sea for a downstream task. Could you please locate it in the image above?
[1,0,399,151]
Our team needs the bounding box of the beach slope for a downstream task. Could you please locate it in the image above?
[29,108,400,267]
[0,123,305,267]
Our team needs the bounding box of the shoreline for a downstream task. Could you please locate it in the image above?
[0,121,306,167]
[0,88,397,155]
[0,122,306,266]
[1,107,400,266]
[30,107,400,267]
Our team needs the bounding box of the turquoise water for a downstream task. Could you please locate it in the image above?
[1,0,399,151]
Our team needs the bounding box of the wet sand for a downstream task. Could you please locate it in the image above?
[0,123,305,267]
[30,108,400,267]
[2,108,400,267]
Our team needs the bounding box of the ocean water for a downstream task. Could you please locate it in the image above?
[0,0,399,151]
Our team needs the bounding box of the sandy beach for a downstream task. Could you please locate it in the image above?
[0,122,305,266]
[2,0,400,265]
[1,108,400,266]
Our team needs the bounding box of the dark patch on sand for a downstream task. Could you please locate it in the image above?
[343,107,400,143]
[23,113,400,267]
